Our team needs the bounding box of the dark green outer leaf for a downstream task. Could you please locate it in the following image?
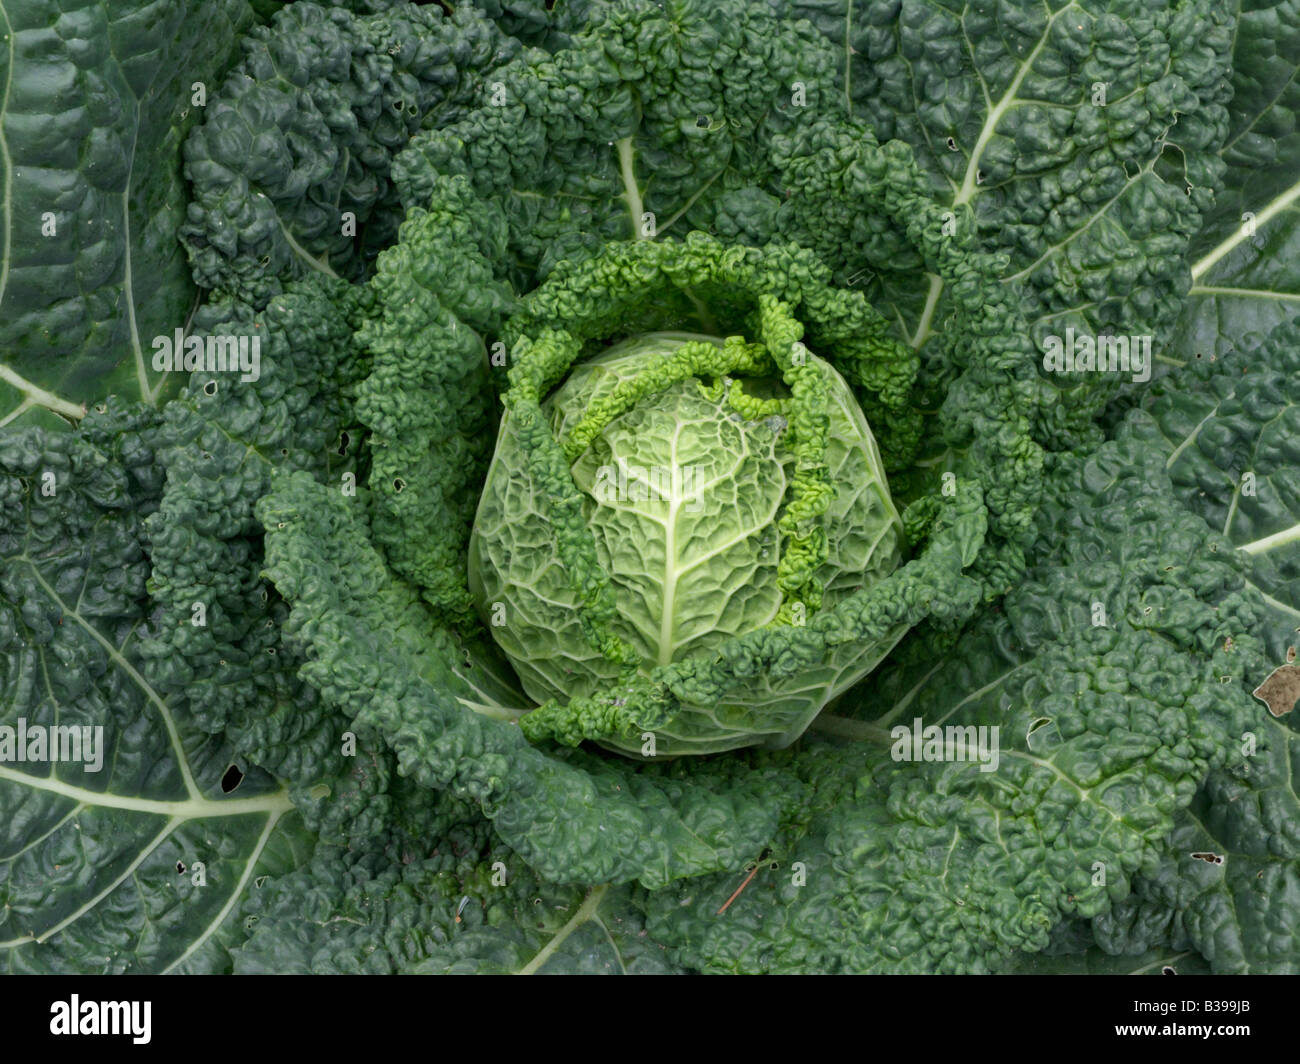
[780,0,1235,428]
[179,2,521,308]
[0,0,254,429]
[1104,316,1300,973]
[138,276,381,845]
[1174,0,1300,359]
[257,469,803,891]
[0,404,312,973]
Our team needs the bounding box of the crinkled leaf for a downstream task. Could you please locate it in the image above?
[0,0,254,429]
[782,0,1235,427]
[0,405,311,974]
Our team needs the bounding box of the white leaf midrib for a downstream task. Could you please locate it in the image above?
[909,2,1076,348]
[515,884,610,975]
[952,4,1073,208]
[657,417,685,666]
[0,762,292,818]
[20,556,204,801]
[161,808,288,973]
[1190,176,1300,282]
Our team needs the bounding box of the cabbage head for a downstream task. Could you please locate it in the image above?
[470,329,906,756]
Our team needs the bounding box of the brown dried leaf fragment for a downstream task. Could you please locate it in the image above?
[1252,664,1300,717]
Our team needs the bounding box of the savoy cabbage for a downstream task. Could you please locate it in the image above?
[0,0,1297,975]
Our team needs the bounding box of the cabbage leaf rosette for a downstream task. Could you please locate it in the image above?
[349,213,1043,758]
[26,0,1300,976]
